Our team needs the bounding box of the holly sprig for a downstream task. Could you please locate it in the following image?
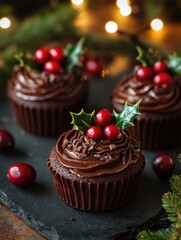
[136,46,156,66]
[70,109,95,133]
[167,53,181,76]
[113,100,141,131]
[63,38,85,71]
[70,100,141,133]
[14,38,85,73]
[14,52,40,71]
[136,45,181,77]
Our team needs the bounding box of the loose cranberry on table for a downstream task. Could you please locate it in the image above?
[153,72,173,87]
[95,109,113,127]
[49,46,65,62]
[7,163,36,187]
[44,60,62,74]
[86,126,103,141]
[136,66,153,82]
[104,124,121,141]
[0,130,14,152]
[34,47,50,64]
[85,58,103,75]
[152,153,175,179]
[153,61,168,73]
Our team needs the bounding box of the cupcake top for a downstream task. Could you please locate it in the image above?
[112,47,181,112]
[8,39,88,102]
[9,65,86,101]
[55,101,142,178]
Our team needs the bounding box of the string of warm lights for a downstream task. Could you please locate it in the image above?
[105,0,164,34]
[0,1,164,34]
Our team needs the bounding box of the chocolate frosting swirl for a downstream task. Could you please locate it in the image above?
[56,129,141,178]
[9,66,87,101]
[112,75,181,112]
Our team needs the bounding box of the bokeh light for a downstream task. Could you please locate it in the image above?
[105,21,118,33]
[0,17,11,29]
[71,0,84,6]
[150,19,164,31]
[120,5,132,16]
[116,0,129,8]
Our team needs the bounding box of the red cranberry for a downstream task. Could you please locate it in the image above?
[104,124,121,141]
[79,53,89,65]
[7,163,36,187]
[85,58,103,75]
[44,60,62,74]
[136,66,153,82]
[153,61,168,73]
[152,153,175,179]
[95,109,113,127]
[153,72,173,87]
[0,130,14,151]
[86,126,103,141]
[34,47,50,64]
[49,46,65,62]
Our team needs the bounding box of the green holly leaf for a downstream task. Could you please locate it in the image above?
[136,46,155,66]
[70,109,95,133]
[64,38,85,72]
[167,53,181,76]
[113,100,141,130]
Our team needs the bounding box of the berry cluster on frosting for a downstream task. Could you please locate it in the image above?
[135,46,181,88]
[34,46,65,74]
[15,38,103,76]
[70,100,141,142]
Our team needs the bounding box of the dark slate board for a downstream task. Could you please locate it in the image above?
[0,73,180,240]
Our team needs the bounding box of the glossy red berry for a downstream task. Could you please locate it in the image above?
[153,72,173,87]
[7,163,36,187]
[85,58,103,75]
[136,66,153,82]
[153,153,175,179]
[44,60,62,74]
[104,124,121,141]
[79,53,89,64]
[49,46,65,62]
[34,47,50,64]
[95,109,113,127]
[0,130,14,151]
[153,61,168,73]
[86,126,103,141]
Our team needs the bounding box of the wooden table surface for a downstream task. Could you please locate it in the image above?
[0,203,45,240]
[0,3,181,239]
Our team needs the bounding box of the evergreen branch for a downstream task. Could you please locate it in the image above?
[177,154,181,168]
[162,192,181,223]
[170,175,181,198]
[137,228,174,240]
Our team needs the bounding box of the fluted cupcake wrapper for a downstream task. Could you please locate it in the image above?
[47,159,145,212]
[134,113,181,150]
[8,94,87,136]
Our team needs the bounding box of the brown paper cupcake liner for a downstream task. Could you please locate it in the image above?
[47,159,145,212]
[8,94,87,136]
[134,113,181,150]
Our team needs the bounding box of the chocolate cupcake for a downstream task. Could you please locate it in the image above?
[7,39,88,136]
[47,102,145,211]
[111,47,181,150]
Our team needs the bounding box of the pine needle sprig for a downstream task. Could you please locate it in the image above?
[162,192,181,223]
[170,175,181,198]
[137,228,174,240]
